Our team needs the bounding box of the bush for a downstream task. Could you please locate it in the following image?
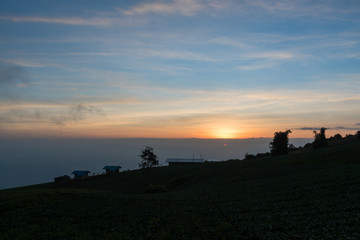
[313,128,328,149]
[330,133,342,142]
[356,131,360,140]
[269,130,291,156]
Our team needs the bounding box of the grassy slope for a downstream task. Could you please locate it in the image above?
[1,140,360,239]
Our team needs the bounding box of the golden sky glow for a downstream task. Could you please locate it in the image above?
[0,0,359,139]
[0,86,359,138]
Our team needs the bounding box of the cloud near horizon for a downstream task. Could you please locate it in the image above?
[0,103,105,128]
[296,126,360,131]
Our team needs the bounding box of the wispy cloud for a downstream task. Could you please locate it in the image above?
[296,126,359,131]
[0,16,112,26]
[135,49,216,62]
[2,0,358,30]
[47,103,105,126]
[308,73,360,94]
[210,37,250,49]
[0,103,105,127]
[122,0,218,16]
[248,0,297,12]
[236,62,278,71]
[0,109,21,124]
[65,52,117,56]
[70,104,105,121]
[245,0,360,19]
[296,127,321,131]
[0,66,29,87]
[210,36,303,63]
[49,116,66,127]
[246,51,296,60]
[122,0,354,19]
[333,126,359,130]
[1,58,59,68]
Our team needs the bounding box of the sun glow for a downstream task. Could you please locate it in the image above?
[212,128,238,139]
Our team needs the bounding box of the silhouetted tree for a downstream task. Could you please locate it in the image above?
[303,143,312,149]
[313,127,328,149]
[138,146,159,172]
[333,133,342,140]
[269,130,292,156]
[288,144,297,152]
[329,133,342,142]
[356,130,360,140]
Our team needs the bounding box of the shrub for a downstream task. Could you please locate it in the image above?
[313,128,328,149]
[269,130,292,156]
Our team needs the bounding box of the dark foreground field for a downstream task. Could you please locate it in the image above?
[1,140,360,239]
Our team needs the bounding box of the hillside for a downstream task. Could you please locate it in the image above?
[1,140,360,239]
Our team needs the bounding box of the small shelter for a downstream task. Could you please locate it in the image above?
[103,165,122,174]
[166,158,203,166]
[71,170,91,180]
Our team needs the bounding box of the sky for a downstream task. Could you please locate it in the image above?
[0,0,359,139]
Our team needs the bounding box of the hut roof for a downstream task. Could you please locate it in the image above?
[71,170,91,176]
[103,166,122,171]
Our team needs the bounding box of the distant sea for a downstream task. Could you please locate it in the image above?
[0,138,311,190]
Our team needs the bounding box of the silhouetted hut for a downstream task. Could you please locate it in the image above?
[166,158,203,166]
[54,175,70,184]
[103,165,122,174]
[71,170,91,180]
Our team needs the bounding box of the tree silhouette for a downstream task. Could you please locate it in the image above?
[333,133,342,140]
[331,133,342,140]
[356,130,360,140]
[138,146,159,172]
[288,143,296,152]
[269,130,291,156]
[313,127,328,149]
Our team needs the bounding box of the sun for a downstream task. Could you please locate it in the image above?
[213,128,237,139]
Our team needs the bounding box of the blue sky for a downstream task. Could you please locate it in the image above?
[0,0,359,138]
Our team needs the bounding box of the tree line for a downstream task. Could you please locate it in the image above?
[243,129,360,159]
[139,129,360,192]
[140,129,360,166]
[269,128,360,157]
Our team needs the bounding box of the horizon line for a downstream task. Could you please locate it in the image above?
[0,136,314,140]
